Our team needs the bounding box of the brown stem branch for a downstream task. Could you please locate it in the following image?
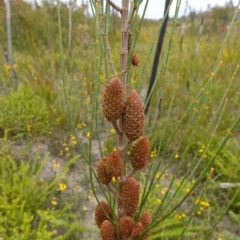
[106,183,115,194]
[126,169,137,179]
[120,0,130,91]
[118,139,132,155]
[105,39,117,77]
[112,121,122,136]
[118,0,130,153]
[108,0,122,13]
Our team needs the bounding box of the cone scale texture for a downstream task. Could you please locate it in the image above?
[119,215,134,238]
[100,220,117,240]
[122,90,145,141]
[130,137,150,170]
[102,77,125,123]
[119,177,140,216]
[106,151,123,179]
[95,201,113,228]
[96,157,112,185]
[130,222,144,239]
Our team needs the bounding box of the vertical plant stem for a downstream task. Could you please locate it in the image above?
[5,0,18,88]
[56,0,87,162]
[179,0,188,51]
[196,17,204,54]
[120,0,129,91]
[118,0,129,151]
[104,2,110,80]
[68,0,72,53]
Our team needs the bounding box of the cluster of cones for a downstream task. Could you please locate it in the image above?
[95,77,152,239]
[95,201,151,240]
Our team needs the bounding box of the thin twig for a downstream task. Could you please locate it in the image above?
[112,121,122,136]
[128,2,137,26]
[118,139,132,154]
[5,0,18,88]
[106,40,117,77]
[126,169,137,179]
[106,183,116,194]
[108,0,122,13]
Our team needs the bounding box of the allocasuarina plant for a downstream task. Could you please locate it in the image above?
[94,1,152,239]
[54,0,240,238]
[95,78,151,239]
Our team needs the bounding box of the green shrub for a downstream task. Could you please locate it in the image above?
[0,84,65,138]
[0,148,85,239]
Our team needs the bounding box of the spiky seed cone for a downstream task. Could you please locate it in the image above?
[96,158,112,185]
[95,201,113,228]
[138,211,152,239]
[100,220,117,240]
[140,211,152,228]
[119,216,134,238]
[130,222,144,239]
[132,54,139,66]
[130,137,150,170]
[102,77,125,122]
[119,178,140,216]
[122,90,145,141]
[106,150,123,178]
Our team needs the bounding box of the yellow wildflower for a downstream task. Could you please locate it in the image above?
[155,172,161,178]
[87,195,92,202]
[59,183,67,192]
[53,160,60,169]
[181,213,186,218]
[110,128,116,134]
[51,197,57,206]
[3,63,10,71]
[150,149,157,158]
[226,128,232,136]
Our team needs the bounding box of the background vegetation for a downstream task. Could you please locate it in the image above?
[0,0,240,239]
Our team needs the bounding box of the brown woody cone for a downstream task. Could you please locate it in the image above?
[119,178,140,216]
[100,220,117,240]
[96,158,112,185]
[119,215,134,238]
[102,77,125,122]
[122,90,145,141]
[106,150,123,178]
[95,201,113,228]
[130,222,144,239]
[139,211,152,228]
[130,137,150,170]
[138,211,152,239]
[132,54,139,66]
